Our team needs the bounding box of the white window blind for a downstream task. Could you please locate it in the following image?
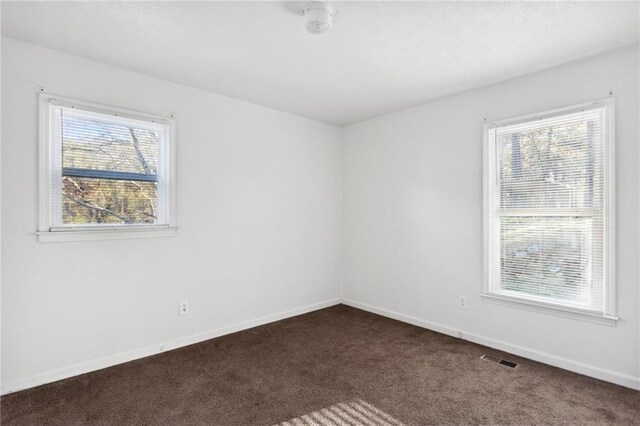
[483,100,614,317]
[39,94,176,241]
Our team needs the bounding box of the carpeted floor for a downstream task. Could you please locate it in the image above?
[2,305,639,425]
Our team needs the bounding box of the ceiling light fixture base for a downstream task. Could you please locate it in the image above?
[302,1,337,34]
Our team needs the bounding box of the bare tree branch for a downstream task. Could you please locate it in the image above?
[137,210,157,219]
[129,128,151,174]
[130,181,156,218]
[66,176,86,195]
[63,193,131,223]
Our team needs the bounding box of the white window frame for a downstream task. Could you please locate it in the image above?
[482,98,616,323]
[38,93,177,242]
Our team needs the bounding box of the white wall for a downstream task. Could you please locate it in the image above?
[2,37,639,394]
[1,38,342,393]
[342,45,640,389]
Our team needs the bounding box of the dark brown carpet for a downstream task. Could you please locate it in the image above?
[2,305,639,425]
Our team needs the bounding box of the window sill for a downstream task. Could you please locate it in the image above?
[37,227,178,243]
[480,293,618,325]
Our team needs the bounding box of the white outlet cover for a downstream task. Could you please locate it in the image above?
[458,296,467,309]
[179,299,190,315]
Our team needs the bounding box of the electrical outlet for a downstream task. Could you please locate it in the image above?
[179,299,190,316]
[458,296,467,309]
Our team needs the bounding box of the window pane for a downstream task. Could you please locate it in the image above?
[486,104,610,315]
[61,110,159,175]
[498,119,599,209]
[500,216,595,306]
[62,177,157,225]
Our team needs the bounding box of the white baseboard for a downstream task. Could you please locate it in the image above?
[341,298,640,391]
[1,298,341,395]
[4,297,638,395]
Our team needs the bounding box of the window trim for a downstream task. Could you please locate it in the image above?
[38,93,178,242]
[481,98,616,321]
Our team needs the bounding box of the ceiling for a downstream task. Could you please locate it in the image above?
[2,1,638,126]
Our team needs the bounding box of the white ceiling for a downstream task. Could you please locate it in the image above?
[3,1,638,126]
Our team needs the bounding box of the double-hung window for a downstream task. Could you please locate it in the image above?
[39,94,176,242]
[483,99,615,320]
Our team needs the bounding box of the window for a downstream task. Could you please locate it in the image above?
[483,99,615,320]
[39,94,176,242]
